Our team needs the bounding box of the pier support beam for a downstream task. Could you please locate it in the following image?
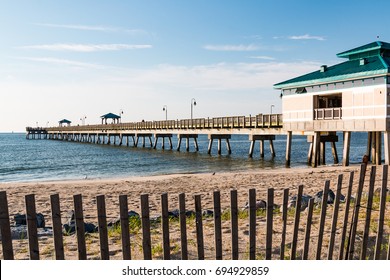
[153,134,173,150]
[376,131,382,165]
[307,133,339,166]
[384,131,390,165]
[177,134,199,152]
[135,134,153,148]
[248,135,276,158]
[342,131,351,167]
[312,132,320,168]
[208,134,231,155]
[285,131,292,167]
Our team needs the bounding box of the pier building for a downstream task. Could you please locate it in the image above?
[275,41,390,166]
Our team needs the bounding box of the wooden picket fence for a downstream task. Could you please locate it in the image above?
[1,163,390,260]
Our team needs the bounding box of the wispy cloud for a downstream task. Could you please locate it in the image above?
[248,56,275,60]
[34,23,147,35]
[203,44,260,51]
[19,43,152,52]
[17,57,104,69]
[288,34,326,41]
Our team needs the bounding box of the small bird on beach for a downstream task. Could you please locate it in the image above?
[212,172,216,175]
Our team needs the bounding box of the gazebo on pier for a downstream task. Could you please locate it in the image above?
[101,113,121,124]
[58,119,72,127]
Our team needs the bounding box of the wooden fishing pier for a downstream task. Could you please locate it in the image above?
[25,41,390,167]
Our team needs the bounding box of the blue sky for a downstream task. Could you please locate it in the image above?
[1,0,389,131]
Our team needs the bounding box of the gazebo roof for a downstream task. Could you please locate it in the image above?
[59,119,72,124]
[100,113,121,119]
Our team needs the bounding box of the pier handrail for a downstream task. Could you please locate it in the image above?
[29,114,283,132]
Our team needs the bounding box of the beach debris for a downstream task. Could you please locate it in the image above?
[14,213,46,228]
[108,210,140,227]
[63,210,97,234]
[0,226,53,241]
[286,195,312,211]
[202,210,214,217]
[313,189,336,205]
[243,200,267,211]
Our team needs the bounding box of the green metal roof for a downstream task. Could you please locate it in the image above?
[59,119,71,123]
[274,41,390,89]
[337,41,390,59]
[101,112,121,119]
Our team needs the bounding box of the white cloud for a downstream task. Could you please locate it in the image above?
[248,56,275,60]
[17,57,104,69]
[34,23,147,35]
[288,34,326,41]
[203,44,260,51]
[19,43,152,52]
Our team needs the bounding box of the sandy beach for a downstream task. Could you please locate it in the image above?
[1,164,387,260]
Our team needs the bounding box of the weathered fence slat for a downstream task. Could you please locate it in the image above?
[161,193,170,260]
[249,188,257,260]
[0,191,14,260]
[213,191,223,260]
[280,188,289,260]
[266,188,274,260]
[119,195,131,260]
[230,190,239,260]
[302,198,315,260]
[195,195,205,260]
[25,194,39,260]
[97,195,109,260]
[179,193,188,260]
[290,185,303,260]
[316,180,330,260]
[50,194,64,260]
[360,166,376,260]
[328,174,343,259]
[348,163,367,259]
[74,194,87,260]
[141,194,152,260]
[375,165,388,260]
[338,171,354,260]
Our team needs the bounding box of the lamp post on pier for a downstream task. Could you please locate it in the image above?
[270,104,275,115]
[163,105,168,121]
[191,98,197,120]
[80,116,87,126]
[119,109,123,123]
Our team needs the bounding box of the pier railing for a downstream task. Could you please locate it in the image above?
[314,108,342,120]
[35,114,282,132]
[1,164,389,260]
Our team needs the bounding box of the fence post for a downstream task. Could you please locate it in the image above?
[338,171,354,259]
[0,191,14,260]
[119,195,131,260]
[290,185,303,260]
[316,180,330,260]
[213,191,222,260]
[374,165,388,259]
[328,174,343,259]
[195,195,204,260]
[97,195,109,260]
[25,194,39,260]
[74,194,87,260]
[280,188,289,260]
[161,193,170,260]
[249,188,257,260]
[50,194,64,260]
[361,166,376,260]
[302,198,315,260]
[266,188,274,260]
[141,194,152,260]
[179,193,188,260]
[348,163,367,259]
[230,190,239,260]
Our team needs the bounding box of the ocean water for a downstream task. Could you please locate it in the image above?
[0,132,370,183]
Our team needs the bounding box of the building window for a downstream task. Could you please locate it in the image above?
[314,93,342,120]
